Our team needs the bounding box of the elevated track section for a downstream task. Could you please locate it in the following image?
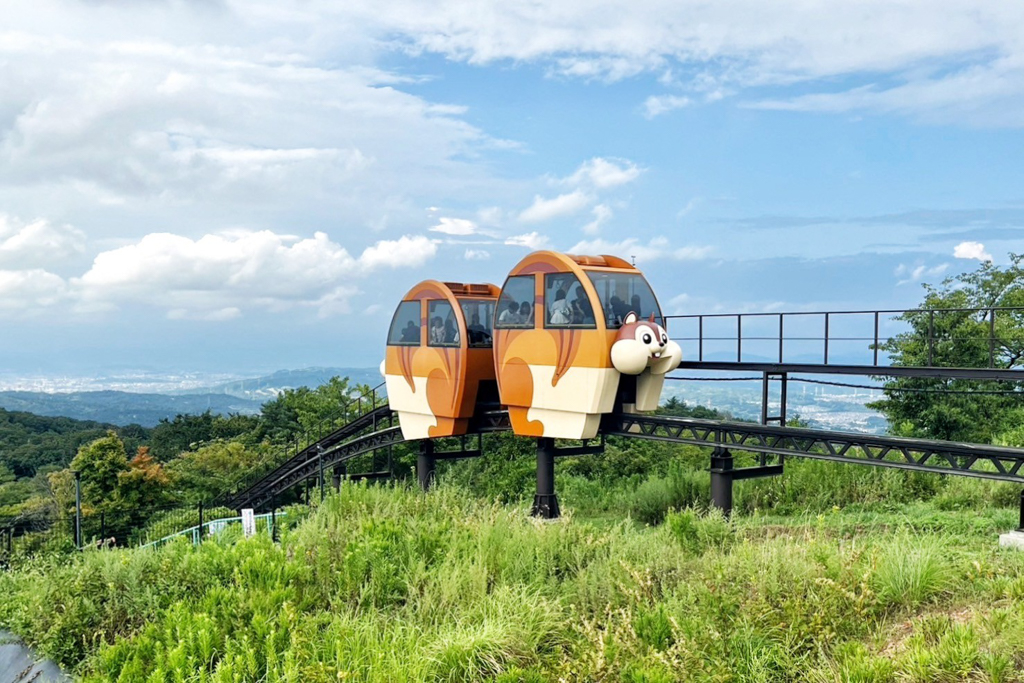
[225,303,1024,522]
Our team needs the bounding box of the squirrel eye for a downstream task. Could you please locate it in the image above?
[661,334,668,344]
[642,333,652,344]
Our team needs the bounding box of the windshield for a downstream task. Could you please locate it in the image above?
[458,298,495,347]
[585,272,663,329]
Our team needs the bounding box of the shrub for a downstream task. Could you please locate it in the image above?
[665,508,732,555]
[872,534,950,608]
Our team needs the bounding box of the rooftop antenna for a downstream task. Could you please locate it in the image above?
[630,255,636,266]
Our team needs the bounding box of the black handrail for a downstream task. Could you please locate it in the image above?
[665,306,1024,369]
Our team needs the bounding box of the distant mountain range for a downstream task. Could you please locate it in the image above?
[0,365,885,434]
[178,367,383,401]
[0,367,382,427]
[0,390,263,427]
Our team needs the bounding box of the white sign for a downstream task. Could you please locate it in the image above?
[241,509,256,538]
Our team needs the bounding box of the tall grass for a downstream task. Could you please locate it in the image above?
[3,481,1024,681]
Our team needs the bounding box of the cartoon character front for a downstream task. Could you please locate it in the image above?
[610,312,683,411]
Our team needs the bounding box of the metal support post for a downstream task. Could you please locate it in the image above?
[73,470,82,549]
[332,465,343,490]
[318,446,325,503]
[270,493,279,542]
[417,440,436,491]
[709,447,734,518]
[532,437,560,519]
[100,512,106,542]
[760,372,770,426]
[1018,489,1024,532]
[197,502,204,544]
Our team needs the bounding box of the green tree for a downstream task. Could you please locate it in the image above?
[257,376,370,444]
[166,440,268,503]
[116,447,171,510]
[68,432,130,515]
[870,254,1024,443]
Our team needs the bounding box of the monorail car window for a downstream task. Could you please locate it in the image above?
[458,299,494,347]
[495,276,534,329]
[585,272,663,328]
[427,300,459,347]
[388,301,422,346]
[544,273,596,329]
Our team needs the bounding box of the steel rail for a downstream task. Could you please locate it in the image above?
[231,406,1024,511]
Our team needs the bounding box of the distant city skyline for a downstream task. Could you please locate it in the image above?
[2,1,1022,375]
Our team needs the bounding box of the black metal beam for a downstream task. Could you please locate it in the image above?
[728,464,785,481]
[230,401,1024,514]
[675,361,1024,381]
[603,413,1024,483]
[552,443,605,457]
[435,449,483,461]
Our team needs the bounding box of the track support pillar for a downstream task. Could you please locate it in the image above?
[532,437,560,519]
[1018,489,1024,532]
[709,447,734,518]
[417,440,436,491]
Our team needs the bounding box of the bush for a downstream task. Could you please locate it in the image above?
[872,534,950,608]
[629,462,707,525]
[665,508,732,555]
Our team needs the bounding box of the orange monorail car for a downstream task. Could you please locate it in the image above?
[493,251,682,440]
[383,280,500,440]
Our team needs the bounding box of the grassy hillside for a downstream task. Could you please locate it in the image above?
[3,482,1024,681]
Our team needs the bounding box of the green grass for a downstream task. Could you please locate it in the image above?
[3,480,1024,681]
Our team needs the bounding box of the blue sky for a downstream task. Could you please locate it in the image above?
[1,0,1023,376]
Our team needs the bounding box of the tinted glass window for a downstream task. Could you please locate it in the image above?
[458,299,495,347]
[387,301,422,346]
[545,273,596,328]
[495,276,535,329]
[427,300,460,347]
[585,272,663,328]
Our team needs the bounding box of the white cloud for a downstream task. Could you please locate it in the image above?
[582,204,613,235]
[74,230,438,318]
[643,95,692,118]
[477,207,504,226]
[564,158,642,189]
[358,235,439,270]
[431,217,478,235]
[505,232,550,250]
[568,237,712,262]
[167,307,242,322]
[0,13,510,235]
[519,190,592,223]
[0,269,67,311]
[352,0,1024,126]
[894,262,949,285]
[676,197,700,218]
[0,215,85,268]
[953,241,993,261]
[464,248,491,260]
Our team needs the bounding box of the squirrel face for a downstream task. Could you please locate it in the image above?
[611,312,682,375]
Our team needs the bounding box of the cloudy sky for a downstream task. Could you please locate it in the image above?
[2,0,1023,376]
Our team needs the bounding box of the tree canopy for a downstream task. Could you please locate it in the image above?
[870,253,1024,444]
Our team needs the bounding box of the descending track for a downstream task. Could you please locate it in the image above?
[221,404,394,510]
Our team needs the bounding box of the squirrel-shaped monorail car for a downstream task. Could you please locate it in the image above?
[383,252,681,441]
